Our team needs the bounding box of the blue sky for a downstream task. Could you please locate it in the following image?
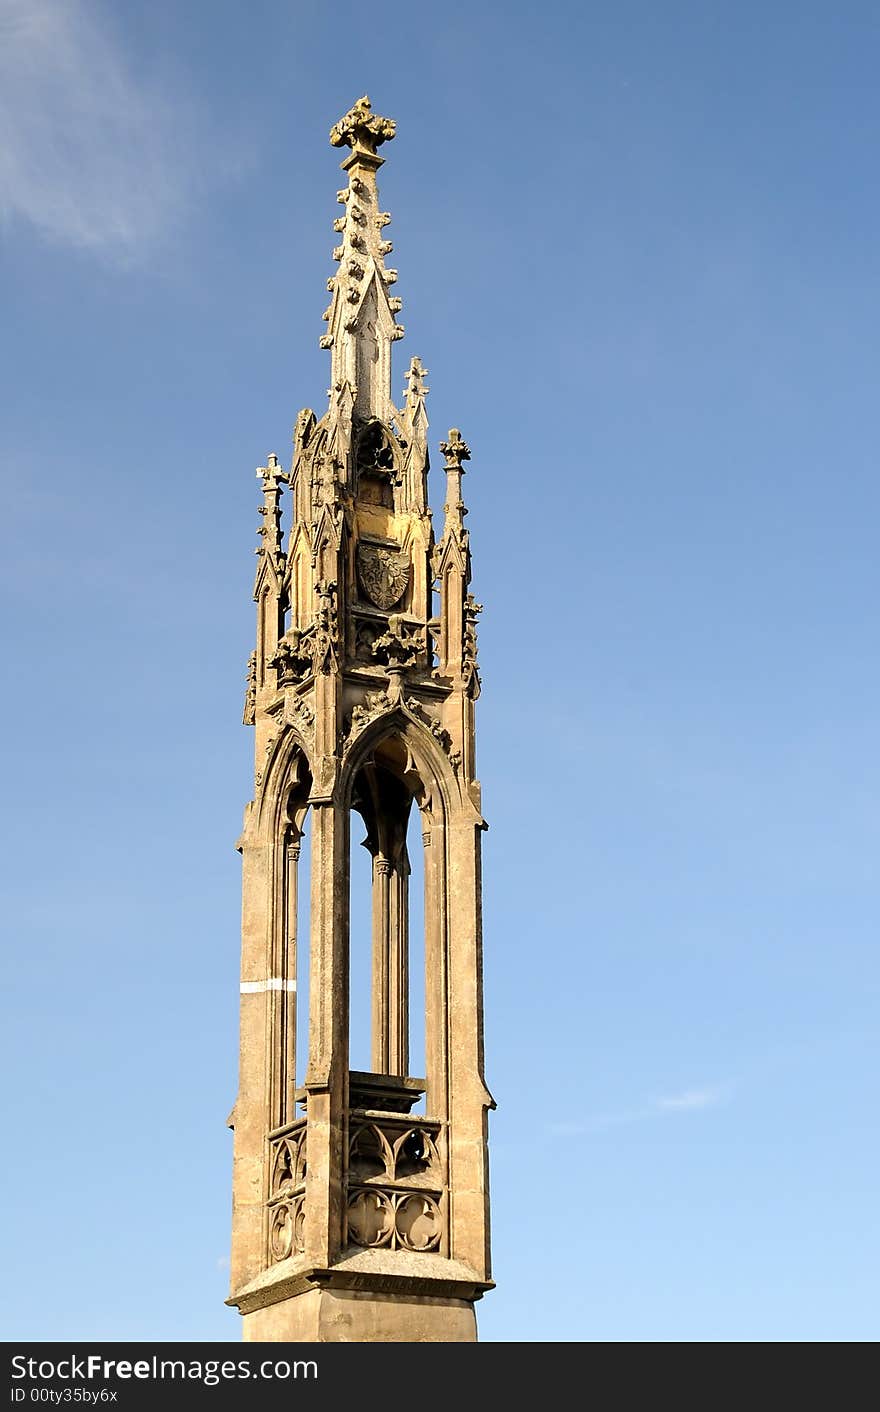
[1,0,878,1342]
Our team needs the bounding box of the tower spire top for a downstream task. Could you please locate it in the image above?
[321,96,404,420]
[329,95,396,162]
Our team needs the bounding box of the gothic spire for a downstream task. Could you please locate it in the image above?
[320,97,404,424]
[231,106,493,1341]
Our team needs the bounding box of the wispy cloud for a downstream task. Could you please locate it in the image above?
[654,1086,724,1113]
[0,0,224,260]
[546,1084,729,1137]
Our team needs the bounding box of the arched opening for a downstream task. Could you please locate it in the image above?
[348,817,373,1072]
[294,808,311,1097]
[355,417,395,508]
[275,748,312,1129]
[348,730,430,1110]
[351,739,413,1077]
[407,801,426,1086]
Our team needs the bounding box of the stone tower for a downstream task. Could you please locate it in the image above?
[227,98,494,1343]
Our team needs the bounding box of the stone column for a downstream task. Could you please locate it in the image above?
[230,826,273,1293]
[371,855,391,1073]
[283,838,300,1124]
[422,815,448,1112]
[370,851,410,1077]
[422,813,450,1259]
[445,811,492,1283]
[388,852,410,1077]
[302,796,349,1269]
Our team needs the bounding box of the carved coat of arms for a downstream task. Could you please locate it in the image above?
[357,544,410,610]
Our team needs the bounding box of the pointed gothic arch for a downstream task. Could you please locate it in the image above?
[343,710,452,1101]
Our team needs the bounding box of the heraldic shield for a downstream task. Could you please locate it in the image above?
[357,543,411,610]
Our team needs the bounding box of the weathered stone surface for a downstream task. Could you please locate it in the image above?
[227,98,493,1344]
[243,1290,476,1343]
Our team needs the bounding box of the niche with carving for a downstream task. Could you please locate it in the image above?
[355,419,395,508]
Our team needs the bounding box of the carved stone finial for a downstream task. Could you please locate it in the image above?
[371,614,422,670]
[440,429,470,470]
[257,454,286,489]
[404,356,429,396]
[330,96,396,157]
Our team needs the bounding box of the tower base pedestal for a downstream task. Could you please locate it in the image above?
[242,1288,477,1343]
